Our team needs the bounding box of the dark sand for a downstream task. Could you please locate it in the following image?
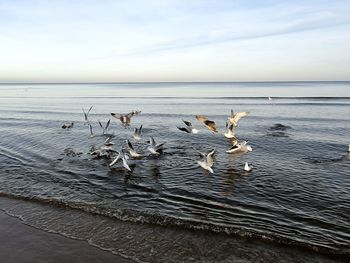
[0,211,131,263]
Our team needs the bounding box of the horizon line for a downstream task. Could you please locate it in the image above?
[1,80,350,85]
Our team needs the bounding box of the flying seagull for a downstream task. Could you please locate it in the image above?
[98,119,111,134]
[109,149,131,171]
[177,120,199,134]
[82,106,93,125]
[111,111,141,127]
[197,148,216,174]
[147,137,165,155]
[226,141,252,154]
[224,122,236,139]
[62,122,74,129]
[228,110,249,127]
[126,139,142,158]
[195,115,217,133]
[133,124,143,140]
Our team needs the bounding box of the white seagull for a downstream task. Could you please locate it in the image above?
[228,110,249,127]
[82,106,93,125]
[109,149,131,171]
[98,119,111,135]
[224,122,236,139]
[197,148,216,174]
[244,162,253,172]
[133,124,143,140]
[226,141,252,154]
[147,137,165,155]
[126,140,142,158]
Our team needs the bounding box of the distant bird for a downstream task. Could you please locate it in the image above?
[244,162,253,172]
[62,122,74,129]
[197,148,216,173]
[348,144,350,154]
[109,149,131,171]
[111,111,141,127]
[177,120,199,134]
[226,141,252,154]
[268,97,272,101]
[133,124,143,140]
[98,119,111,134]
[224,122,236,139]
[82,106,93,125]
[147,137,165,155]
[195,115,217,133]
[228,110,249,127]
[126,139,142,158]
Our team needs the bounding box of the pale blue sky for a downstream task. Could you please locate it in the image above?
[0,0,349,82]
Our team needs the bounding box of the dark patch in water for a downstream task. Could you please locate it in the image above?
[269,123,292,131]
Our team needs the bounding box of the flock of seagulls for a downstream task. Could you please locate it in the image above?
[62,106,254,174]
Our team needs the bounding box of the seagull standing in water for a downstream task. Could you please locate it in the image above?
[195,115,217,133]
[197,148,216,174]
[244,162,253,172]
[228,110,249,127]
[133,125,143,140]
[177,120,199,134]
[82,106,93,125]
[111,111,141,127]
[62,122,74,129]
[147,137,165,155]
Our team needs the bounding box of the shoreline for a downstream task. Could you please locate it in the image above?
[0,196,346,263]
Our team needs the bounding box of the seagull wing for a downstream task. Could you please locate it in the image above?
[195,115,208,123]
[232,111,249,123]
[111,113,122,120]
[177,127,190,133]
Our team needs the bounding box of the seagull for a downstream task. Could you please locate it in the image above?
[226,141,252,154]
[195,115,217,133]
[111,111,141,127]
[98,119,111,134]
[177,120,199,134]
[90,136,115,158]
[244,162,253,172]
[268,97,272,101]
[82,106,93,125]
[62,122,74,129]
[126,140,142,158]
[224,122,236,139]
[133,125,143,140]
[228,110,249,127]
[147,137,165,155]
[197,148,216,173]
[109,149,131,171]
[88,124,94,138]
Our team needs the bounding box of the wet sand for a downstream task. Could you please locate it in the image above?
[0,211,132,263]
[0,196,348,263]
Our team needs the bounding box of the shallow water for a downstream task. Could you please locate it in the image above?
[0,82,350,259]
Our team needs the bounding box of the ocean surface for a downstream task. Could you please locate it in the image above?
[0,82,349,262]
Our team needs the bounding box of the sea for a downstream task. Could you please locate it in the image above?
[0,82,349,262]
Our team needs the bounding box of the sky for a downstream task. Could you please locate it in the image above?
[0,0,349,82]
